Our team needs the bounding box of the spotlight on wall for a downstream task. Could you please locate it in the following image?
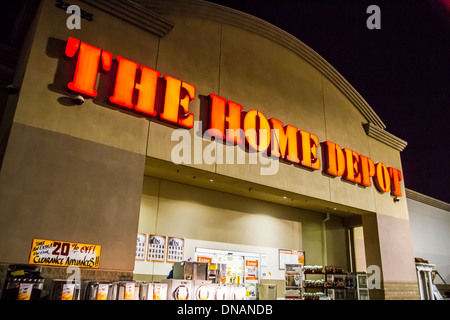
[73,95,85,105]
[6,84,19,95]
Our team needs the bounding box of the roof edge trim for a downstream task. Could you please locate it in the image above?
[138,0,387,129]
[363,123,408,152]
[406,189,450,212]
[80,0,174,37]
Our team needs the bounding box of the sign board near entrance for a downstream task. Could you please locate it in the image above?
[29,239,101,268]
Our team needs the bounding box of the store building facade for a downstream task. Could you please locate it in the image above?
[0,0,433,300]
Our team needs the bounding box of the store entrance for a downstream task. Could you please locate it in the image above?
[195,248,261,299]
[215,254,244,285]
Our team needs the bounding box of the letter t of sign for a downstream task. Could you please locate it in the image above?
[65,37,112,97]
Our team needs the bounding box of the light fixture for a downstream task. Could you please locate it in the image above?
[73,94,85,105]
[209,179,214,182]
[6,84,19,95]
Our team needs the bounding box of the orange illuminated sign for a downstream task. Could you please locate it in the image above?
[65,37,112,97]
[245,260,258,267]
[63,37,403,198]
[207,93,403,197]
[109,56,160,115]
[197,256,213,263]
[65,37,194,128]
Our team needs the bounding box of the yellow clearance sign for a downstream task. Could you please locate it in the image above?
[29,239,101,268]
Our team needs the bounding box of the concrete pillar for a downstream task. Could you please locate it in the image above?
[362,213,420,300]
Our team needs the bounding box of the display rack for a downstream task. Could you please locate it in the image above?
[303,266,357,300]
[284,264,303,300]
[356,272,369,300]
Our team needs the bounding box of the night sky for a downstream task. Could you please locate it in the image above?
[208,0,450,203]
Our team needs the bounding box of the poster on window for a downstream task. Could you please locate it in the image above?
[135,233,147,261]
[166,237,184,263]
[245,259,259,281]
[147,235,166,262]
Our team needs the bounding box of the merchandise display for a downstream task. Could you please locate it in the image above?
[304,279,324,288]
[227,284,246,300]
[193,280,213,300]
[245,282,258,300]
[303,265,358,300]
[325,276,346,289]
[1,265,44,301]
[325,265,345,274]
[303,265,323,274]
[174,261,208,281]
[284,264,302,300]
[356,273,369,300]
[211,284,228,300]
[82,281,114,300]
[304,292,326,300]
[137,282,150,300]
[50,279,81,300]
[207,263,227,284]
[0,261,363,301]
[148,283,169,300]
[162,279,193,300]
[51,280,169,300]
[114,281,140,300]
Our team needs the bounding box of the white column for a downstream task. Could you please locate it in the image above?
[417,269,424,300]
[427,271,434,300]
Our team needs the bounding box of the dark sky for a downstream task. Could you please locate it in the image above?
[208,0,450,203]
